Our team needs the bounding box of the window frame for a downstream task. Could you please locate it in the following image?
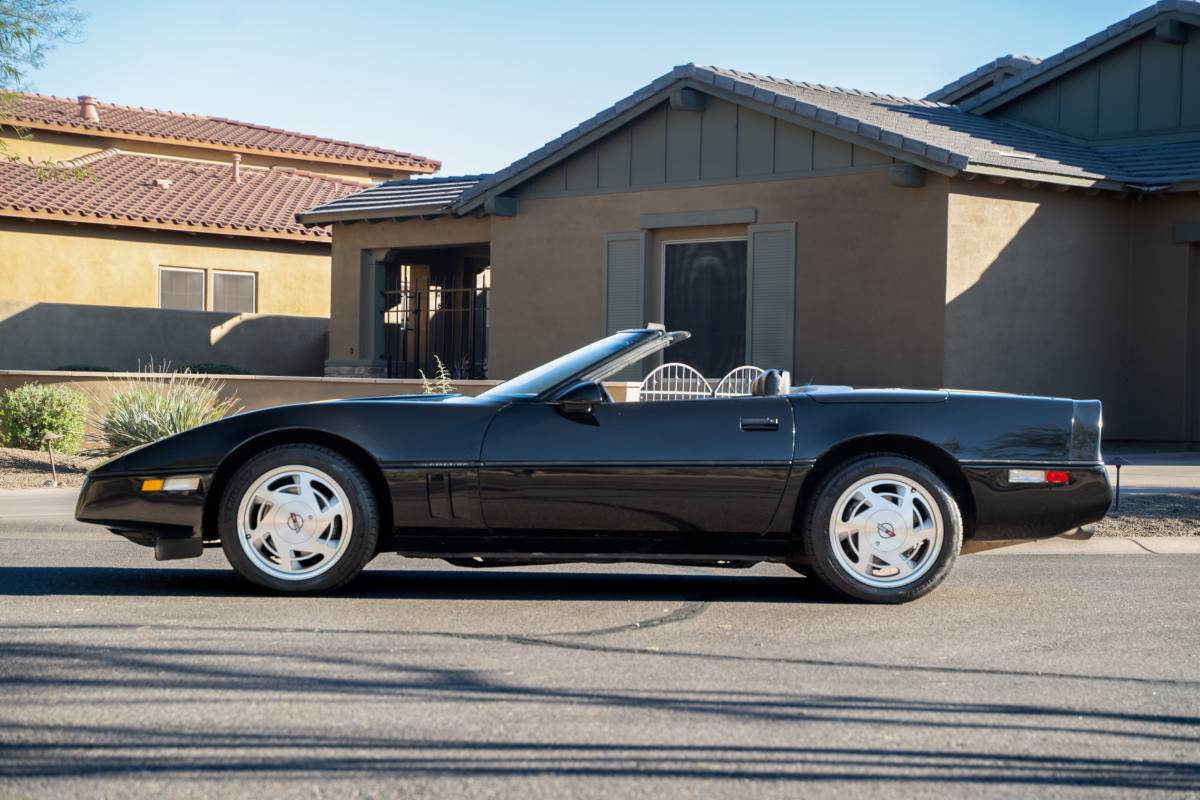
[158,266,207,312]
[212,269,258,314]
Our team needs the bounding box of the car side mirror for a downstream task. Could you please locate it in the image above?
[554,380,605,415]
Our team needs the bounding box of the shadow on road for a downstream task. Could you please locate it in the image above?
[0,564,827,602]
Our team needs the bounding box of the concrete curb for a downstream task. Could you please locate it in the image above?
[972,537,1200,555]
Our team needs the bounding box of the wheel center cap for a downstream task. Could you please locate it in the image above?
[275,502,314,544]
[866,511,907,552]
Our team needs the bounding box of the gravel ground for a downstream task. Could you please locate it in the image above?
[0,447,99,489]
[1093,493,1200,537]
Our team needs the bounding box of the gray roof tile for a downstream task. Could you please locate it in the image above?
[296,175,486,223]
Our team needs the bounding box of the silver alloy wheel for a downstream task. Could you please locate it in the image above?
[827,473,944,589]
[236,465,354,581]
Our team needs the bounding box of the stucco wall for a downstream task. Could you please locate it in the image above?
[0,301,328,375]
[487,169,949,385]
[0,219,331,317]
[945,181,1131,431]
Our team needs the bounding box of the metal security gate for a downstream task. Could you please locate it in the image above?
[381,265,489,380]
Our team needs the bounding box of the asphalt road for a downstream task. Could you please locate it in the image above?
[0,523,1197,799]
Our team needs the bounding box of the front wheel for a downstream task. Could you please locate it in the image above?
[800,455,962,603]
[219,445,380,592]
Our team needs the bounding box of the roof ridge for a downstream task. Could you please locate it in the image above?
[5,91,441,169]
[698,64,949,107]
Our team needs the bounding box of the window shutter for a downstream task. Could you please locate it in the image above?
[602,232,646,380]
[746,223,796,373]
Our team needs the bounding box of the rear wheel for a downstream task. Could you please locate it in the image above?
[219,445,379,592]
[800,454,962,603]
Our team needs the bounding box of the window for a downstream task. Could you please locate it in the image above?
[213,271,257,313]
[662,239,748,379]
[159,267,205,311]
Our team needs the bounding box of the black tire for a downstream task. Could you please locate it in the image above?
[799,454,962,604]
[219,444,380,593]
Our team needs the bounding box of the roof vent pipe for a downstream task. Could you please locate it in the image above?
[231,153,242,184]
[78,95,99,123]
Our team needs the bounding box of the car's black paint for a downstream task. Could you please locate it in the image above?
[77,329,1111,565]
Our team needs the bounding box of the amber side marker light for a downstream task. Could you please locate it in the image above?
[1009,469,1070,485]
[141,477,201,492]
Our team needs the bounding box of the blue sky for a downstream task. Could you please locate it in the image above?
[29,0,1149,175]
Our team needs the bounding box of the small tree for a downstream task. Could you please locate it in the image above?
[0,0,87,178]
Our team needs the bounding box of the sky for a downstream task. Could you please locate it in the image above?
[26,0,1153,176]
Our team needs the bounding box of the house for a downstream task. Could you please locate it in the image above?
[300,1,1200,440]
[0,93,438,373]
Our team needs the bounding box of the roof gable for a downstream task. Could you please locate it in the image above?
[925,55,1041,104]
[960,1,1200,116]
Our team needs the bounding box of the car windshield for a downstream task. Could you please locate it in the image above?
[480,329,678,399]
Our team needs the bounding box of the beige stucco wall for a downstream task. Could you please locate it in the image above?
[486,169,949,384]
[945,181,1131,429]
[0,219,331,317]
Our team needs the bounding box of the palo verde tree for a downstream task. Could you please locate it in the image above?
[0,0,86,177]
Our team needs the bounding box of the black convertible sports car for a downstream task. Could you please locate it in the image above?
[76,327,1111,603]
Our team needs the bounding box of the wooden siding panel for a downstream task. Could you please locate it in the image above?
[737,107,775,177]
[1097,44,1141,135]
[629,104,667,186]
[1182,34,1200,126]
[665,106,701,183]
[597,128,632,188]
[774,121,813,173]
[700,97,738,180]
[522,163,567,196]
[565,145,599,192]
[812,132,852,170]
[851,145,891,167]
[1058,64,1100,138]
[1139,37,1183,131]
[747,223,796,372]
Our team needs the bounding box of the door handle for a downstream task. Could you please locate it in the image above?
[740,417,779,432]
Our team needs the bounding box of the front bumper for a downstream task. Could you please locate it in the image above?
[964,464,1112,542]
[75,473,212,560]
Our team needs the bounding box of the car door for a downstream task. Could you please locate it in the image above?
[478,395,794,535]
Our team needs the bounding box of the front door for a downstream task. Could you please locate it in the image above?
[479,396,794,536]
[663,239,748,379]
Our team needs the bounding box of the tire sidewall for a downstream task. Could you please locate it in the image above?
[219,445,379,592]
[804,455,962,603]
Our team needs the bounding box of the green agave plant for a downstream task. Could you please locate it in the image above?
[90,362,242,457]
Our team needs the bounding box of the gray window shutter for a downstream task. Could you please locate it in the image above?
[746,223,796,373]
[602,232,646,379]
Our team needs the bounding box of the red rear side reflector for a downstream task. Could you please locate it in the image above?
[1045,470,1070,485]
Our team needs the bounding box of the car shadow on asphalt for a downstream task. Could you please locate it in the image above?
[0,565,836,603]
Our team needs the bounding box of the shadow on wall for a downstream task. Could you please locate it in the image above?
[0,301,328,376]
[942,188,1143,439]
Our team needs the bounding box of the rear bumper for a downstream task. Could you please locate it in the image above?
[964,464,1111,541]
[75,473,211,560]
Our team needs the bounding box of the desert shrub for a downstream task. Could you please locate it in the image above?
[419,355,456,395]
[0,383,88,452]
[183,363,251,375]
[54,364,113,372]
[92,367,241,456]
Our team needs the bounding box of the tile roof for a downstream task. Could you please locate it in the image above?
[958,0,1200,112]
[453,64,1141,213]
[924,55,1041,102]
[297,175,487,224]
[5,93,440,172]
[0,149,362,239]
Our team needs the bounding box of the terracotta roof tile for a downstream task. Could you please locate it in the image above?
[0,149,363,239]
[5,93,440,172]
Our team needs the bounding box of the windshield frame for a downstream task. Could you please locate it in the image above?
[478,328,689,401]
